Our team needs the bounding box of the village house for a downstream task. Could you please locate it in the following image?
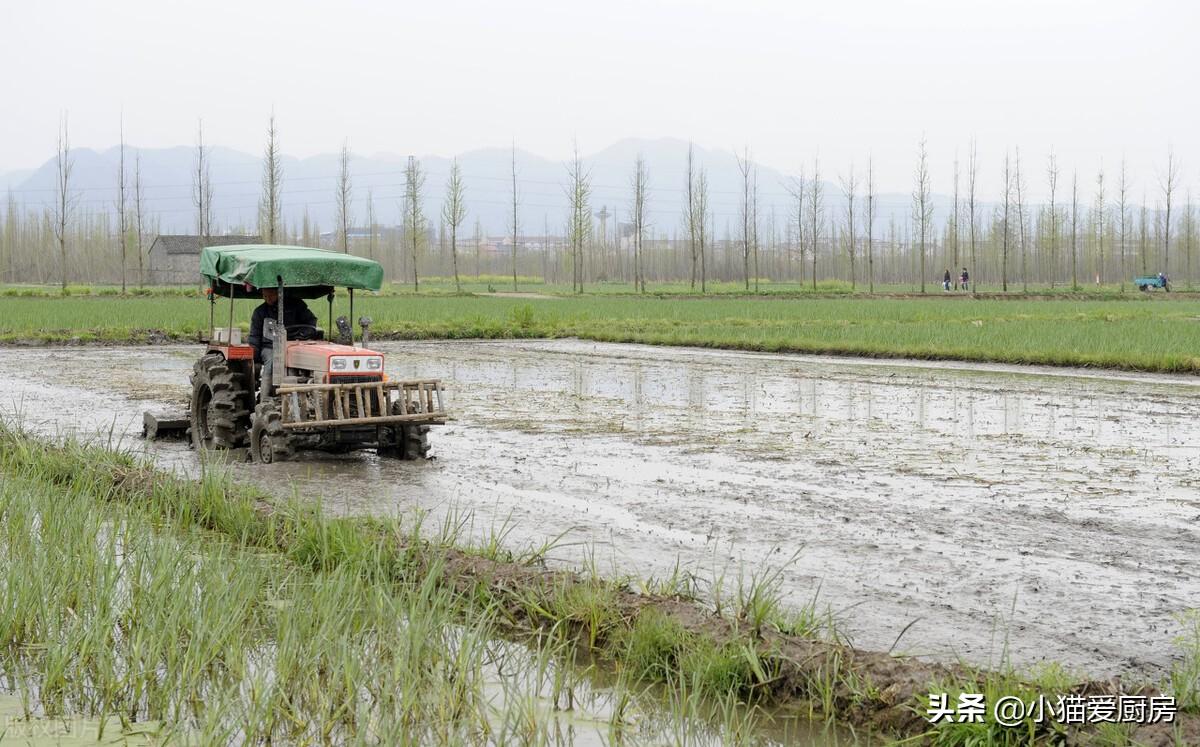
[146,235,262,285]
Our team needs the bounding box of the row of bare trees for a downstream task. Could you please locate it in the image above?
[40,114,150,290]
[6,119,1197,293]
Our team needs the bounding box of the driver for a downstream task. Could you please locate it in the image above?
[248,287,319,365]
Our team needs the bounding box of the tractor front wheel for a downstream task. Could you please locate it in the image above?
[251,402,294,464]
[398,424,431,460]
[378,424,430,460]
[190,354,251,451]
[379,401,432,460]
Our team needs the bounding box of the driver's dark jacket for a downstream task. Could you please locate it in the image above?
[248,299,318,363]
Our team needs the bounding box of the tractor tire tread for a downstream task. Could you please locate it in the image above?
[251,402,295,463]
[190,355,251,450]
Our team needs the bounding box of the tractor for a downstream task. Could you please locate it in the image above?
[1134,274,1170,292]
[188,245,447,463]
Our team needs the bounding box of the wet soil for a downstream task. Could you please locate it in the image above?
[1,340,1197,684]
[0,694,161,745]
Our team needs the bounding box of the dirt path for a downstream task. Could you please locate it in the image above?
[476,291,562,300]
[1,340,1196,682]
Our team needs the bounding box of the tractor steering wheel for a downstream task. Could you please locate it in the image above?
[286,324,324,341]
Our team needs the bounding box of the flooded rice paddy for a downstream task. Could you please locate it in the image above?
[1,340,1197,681]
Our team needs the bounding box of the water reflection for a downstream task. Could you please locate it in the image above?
[407,344,1195,457]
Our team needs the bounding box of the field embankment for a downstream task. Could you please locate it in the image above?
[2,292,1200,373]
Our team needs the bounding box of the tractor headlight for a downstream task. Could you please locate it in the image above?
[366,358,382,370]
[330,357,348,371]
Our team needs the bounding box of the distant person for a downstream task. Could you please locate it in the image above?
[960,268,970,292]
[1159,272,1170,292]
[943,269,952,292]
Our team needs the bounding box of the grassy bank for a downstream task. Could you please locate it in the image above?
[2,292,1200,373]
[1,427,1196,744]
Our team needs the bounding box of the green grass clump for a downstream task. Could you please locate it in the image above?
[619,608,692,682]
[1171,610,1200,713]
[679,639,763,697]
[924,664,1077,746]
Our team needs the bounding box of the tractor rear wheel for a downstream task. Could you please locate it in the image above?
[190,354,251,451]
[251,402,295,463]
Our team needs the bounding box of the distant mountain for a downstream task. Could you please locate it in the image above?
[0,168,34,193]
[5,137,959,236]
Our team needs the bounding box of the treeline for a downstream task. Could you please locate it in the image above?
[2,116,1195,292]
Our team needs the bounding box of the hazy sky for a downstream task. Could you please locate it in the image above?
[1,0,1195,199]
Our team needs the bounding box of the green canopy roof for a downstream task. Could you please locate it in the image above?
[201,245,384,298]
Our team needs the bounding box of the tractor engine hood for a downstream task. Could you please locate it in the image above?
[286,341,384,376]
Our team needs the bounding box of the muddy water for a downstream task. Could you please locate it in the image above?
[1,340,1197,681]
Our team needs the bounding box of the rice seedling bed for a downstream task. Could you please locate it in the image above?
[3,293,1199,373]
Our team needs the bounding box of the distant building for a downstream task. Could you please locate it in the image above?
[146,235,261,284]
[317,226,403,251]
[491,235,558,253]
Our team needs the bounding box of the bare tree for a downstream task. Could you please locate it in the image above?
[736,147,753,291]
[365,189,377,261]
[1185,190,1196,290]
[695,166,709,293]
[1139,198,1149,274]
[864,157,875,293]
[193,119,213,246]
[510,143,520,291]
[1000,152,1011,292]
[912,138,932,293]
[951,152,960,288]
[335,142,353,253]
[1014,148,1028,292]
[786,169,805,285]
[1093,166,1106,284]
[685,143,699,290]
[51,113,74,291]
[1117,160,1130,291]
[967,138,979,290]
[134,152,146,287]
[473,218,482,278]
[841,164,857,290]
[542,214,550,283]
[1162,147,1179,278]
[260,114,283,243]
[808,158,823,289]
[116,115,128,294]
[442,158,467,293]
[1070,171,1080,290]
[630,154,649,293]
[565,142,592,293]
[752,167,760,292]
[1046,151,1059,287]
[403,155,426,291]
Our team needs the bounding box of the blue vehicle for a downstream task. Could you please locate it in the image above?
[1134,274,1170,292]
